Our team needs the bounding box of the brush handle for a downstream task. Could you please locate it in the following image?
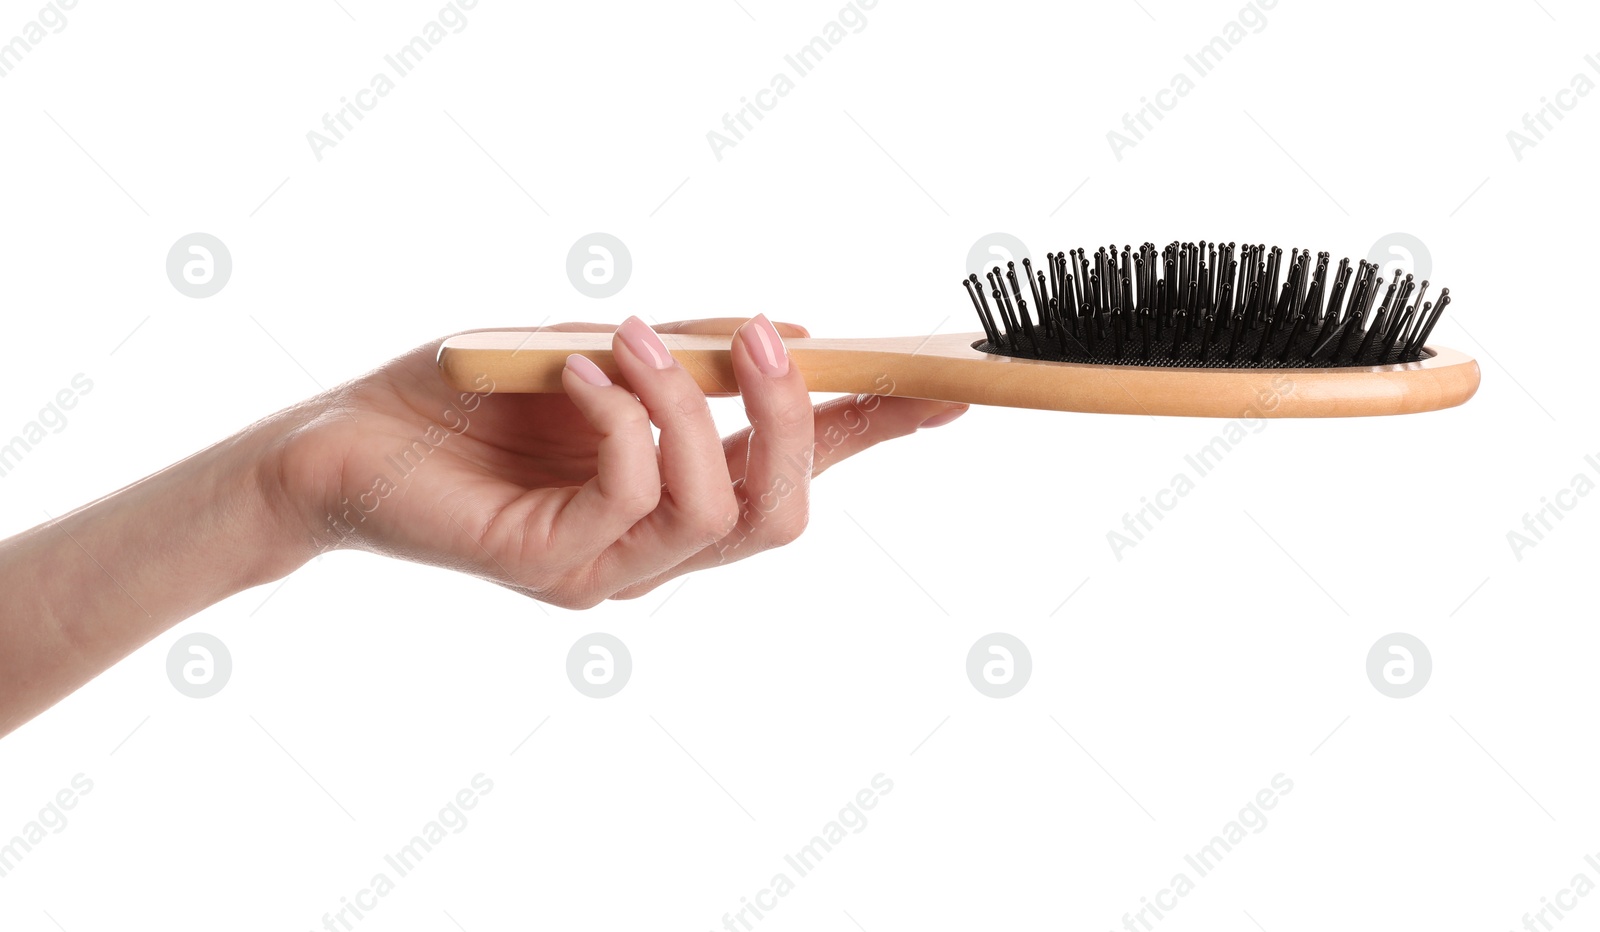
[442,332,956,396]
[437,331,1481,418]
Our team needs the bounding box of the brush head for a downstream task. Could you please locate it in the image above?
[963,241,1449,369]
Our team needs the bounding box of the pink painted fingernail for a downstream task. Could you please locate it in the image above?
[740,314,790,377]
[566,353,611,387]
[918,406,968,429]
[616,316,673,369]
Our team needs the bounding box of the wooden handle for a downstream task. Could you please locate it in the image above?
[437,331,1480,418]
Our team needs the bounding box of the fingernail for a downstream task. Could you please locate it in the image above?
[617,316,673,369]
[565,353,611,387]
[918,406,968,430]
[740,314,790,377]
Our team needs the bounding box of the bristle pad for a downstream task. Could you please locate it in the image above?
[962,241,1449,369]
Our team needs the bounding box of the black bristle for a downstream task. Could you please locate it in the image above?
[1308,314,1354,362]
[964,276,1000,347]
[986,272,1011,332]
[1382,304,1416,359]
[964,239,1452,368]
[1044,255,1060,332]
[1351,305,1386,363]
[1023,258,1047,338]
[1276,313,1304,364]
[1399,281,1431,349]
[1410,289,1450,355]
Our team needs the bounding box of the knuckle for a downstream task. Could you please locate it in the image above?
[761,398,815,434]
[545,578,608,610]
[607,584,653,602]
[744,508,807,549]
[685,499,740,545]
[537,565,610,610]
[535,587,581,610]
[670,391,711,423]
[767,511,809,547]
[613,482,662,517]
[715,495,743,532]
[613,406,652,433]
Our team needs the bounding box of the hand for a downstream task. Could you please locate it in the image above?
[270,316,967,608]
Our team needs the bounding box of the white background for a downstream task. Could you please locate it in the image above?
[2,1,1597,930]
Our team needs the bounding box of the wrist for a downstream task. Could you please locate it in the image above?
[236,406,333,584]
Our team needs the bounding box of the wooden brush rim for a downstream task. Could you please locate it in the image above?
[437,331,1480,418]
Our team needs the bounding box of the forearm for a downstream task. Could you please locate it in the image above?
[0,418,310,737]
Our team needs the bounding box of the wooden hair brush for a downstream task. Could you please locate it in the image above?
[438,241,1479,418]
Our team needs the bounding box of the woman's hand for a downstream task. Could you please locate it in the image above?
[0,315,965,734]
[270,316,967,608]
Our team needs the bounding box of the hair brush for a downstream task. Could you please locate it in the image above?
[438,240,1479,417]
